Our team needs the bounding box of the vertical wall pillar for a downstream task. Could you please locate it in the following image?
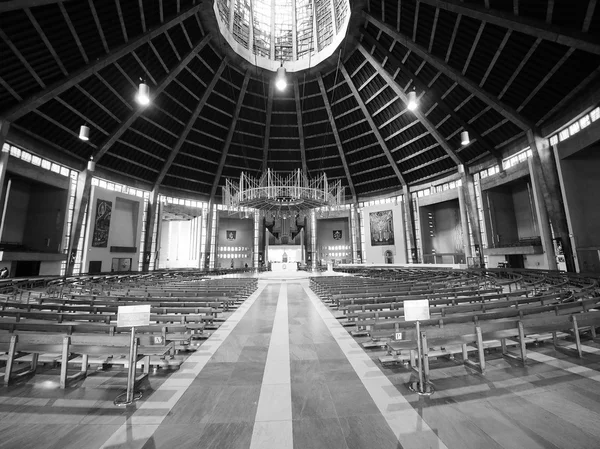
[311,210,317,270]
[458,185,472,259]
[527,129,575,271]
[254,211,260,269]
[142,188,159,272]
[403,185,417,263]
[528,158,557,270]
[0,121,10,231]
[460,166,484,267]
[350,205,359,263]
[66,167,93,275]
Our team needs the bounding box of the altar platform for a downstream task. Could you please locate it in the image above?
[271,261,297,272]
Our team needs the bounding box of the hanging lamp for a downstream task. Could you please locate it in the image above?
[136,82,150,105]
[276,66,287,91]
[79,125,90,141]
[461,131,470,145]
[407,90,417,111]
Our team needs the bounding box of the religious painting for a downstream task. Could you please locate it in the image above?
[226,230,236,240]
[369,210,394,246]
[92,199,112,247]
[333,230,342,240]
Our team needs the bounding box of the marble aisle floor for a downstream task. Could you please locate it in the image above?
[0,277,600,449]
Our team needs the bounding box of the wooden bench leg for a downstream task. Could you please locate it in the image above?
[518,321,527,363]
[80,354,89,376]
[30,353,39,374]
[572,316,582,358]
[60,336,70,389]
[3,335,18,385]
[476,327,486,373]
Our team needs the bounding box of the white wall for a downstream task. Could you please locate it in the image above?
[82,186,143,273]
[158,217,202,269]
[361,202,406,264]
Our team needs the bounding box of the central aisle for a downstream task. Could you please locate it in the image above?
[99,278,445,449]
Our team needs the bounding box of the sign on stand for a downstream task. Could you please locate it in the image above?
[404,299,430,322]
[404,299,433,395]
[117,304,151,327]
[114,304,151,406]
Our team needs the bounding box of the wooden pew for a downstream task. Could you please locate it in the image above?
[0,332,174,388]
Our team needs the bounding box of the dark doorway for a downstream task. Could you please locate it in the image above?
[88,260,102,273]
[507,254,525,269]
[14,261,40,277]
[385,250,394,264]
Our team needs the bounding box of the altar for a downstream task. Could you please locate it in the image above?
[271,262,297,272]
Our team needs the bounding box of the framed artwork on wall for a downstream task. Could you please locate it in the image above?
[92,199,112,247]
[370,210,394,246]
[227,230,236,240]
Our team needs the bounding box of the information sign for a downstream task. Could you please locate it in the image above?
[404,299,430,322]
[117,304,151,327]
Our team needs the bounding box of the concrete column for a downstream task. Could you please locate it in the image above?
[528,158,557,270]
[0,120,11,230]
[403,185,417,263]
[460,167,484,266]
[457,185,472,259]
[527,129,575,271]
[142,188,159,271]
[66,167,93,275]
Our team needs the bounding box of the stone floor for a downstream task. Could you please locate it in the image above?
[0,277,599,448]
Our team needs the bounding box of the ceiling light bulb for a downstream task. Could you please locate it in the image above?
[136,82,150,105]
[276,66,287,91]
[79,125,89,141]
[461,131,470,145]
[407,90,417,111]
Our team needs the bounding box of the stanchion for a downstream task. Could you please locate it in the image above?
[408,320,434,396]
[114,327,143,406]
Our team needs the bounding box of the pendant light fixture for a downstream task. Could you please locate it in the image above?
[87,156,96,172]
[79,124,90,141]
[276,66,287,91]
[407,89,417,111]
[136,82,150,105]
[461,130,470,145]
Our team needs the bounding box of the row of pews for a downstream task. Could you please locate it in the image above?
[311,267,600,380]
[0,272,257,388]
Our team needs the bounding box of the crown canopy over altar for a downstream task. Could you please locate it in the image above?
[223,169,345,219]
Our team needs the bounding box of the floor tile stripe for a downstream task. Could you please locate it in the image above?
[303,284,449,449]
[250,282,293,449]
[97,282,268,449]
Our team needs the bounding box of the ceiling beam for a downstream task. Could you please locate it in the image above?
[365,13,534,131]
[154,59,228,188]
[25,8,68,76]
[293,78,308,176]
[1,4,203,121]
[416,0,600,55]
[94,34,211,163]
[262,80,274,171]
[360,33,502,163]
[210,70,251,201]
[357,44,463,167]
[339,64,407,186]
[316,73,357,203]
[0,0,70,12]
